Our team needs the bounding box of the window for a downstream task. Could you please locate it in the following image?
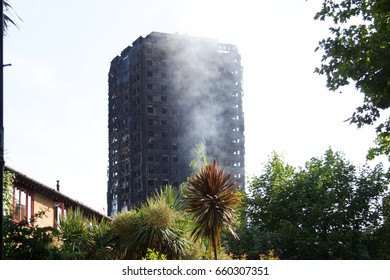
[161,120,167,126]
[54,202,66,228]
[162,107,168,114]
[147,71,153,78]
[172,144,178,150]
[147,83,153,90]
[172,156,179,162]
[13,186,33,223]
[161,95,167,102]
[162,168,168,174]
[147,106,154,113]
[162,155,169,162]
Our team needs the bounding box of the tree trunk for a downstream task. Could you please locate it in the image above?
[211,229,218,260]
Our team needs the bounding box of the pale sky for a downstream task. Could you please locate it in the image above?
[3,0,385,213]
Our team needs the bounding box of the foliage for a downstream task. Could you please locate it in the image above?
[59,207,115,259]
[3,210,61,259]
[2,172,60,259]
[228,252,248,260]
[258,250,279,260]
[3,171,115,260]
[3,0,21,36]
[222,191,265,259]
[183,160,242,260]
[89,216,117,259]
[136,200,189,259]
[110,185,194,259]
[110,209,139,255]
[59,207,94,259]
[142,248,167,260]
[233,149,389,259]
[2,171,14,217]
[3,206,115,260]
[314,0,390,160]
[228,250,279,260]
[189,143,207,173]
[366,195,390,258]
[367,118,390,161]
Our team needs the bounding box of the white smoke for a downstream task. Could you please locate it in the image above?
[166,34,243,167]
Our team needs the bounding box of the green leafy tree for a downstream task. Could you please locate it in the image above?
[2,171,60,259]
[189,143,207,172]
[314,0,390,160]
[367,118,390,161]
[365,195,390,258]
[183,160,242,260]
[241,149,389,259]
[221,190,263,259]
[3,211,60,259]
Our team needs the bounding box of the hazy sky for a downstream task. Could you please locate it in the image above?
[3,0,384,213]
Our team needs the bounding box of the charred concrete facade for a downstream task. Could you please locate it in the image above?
[107,32,245,216]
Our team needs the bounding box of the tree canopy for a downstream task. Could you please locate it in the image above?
[314,0,390,160]
[227,149,389,259]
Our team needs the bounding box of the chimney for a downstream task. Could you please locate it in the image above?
[56,180,60,192]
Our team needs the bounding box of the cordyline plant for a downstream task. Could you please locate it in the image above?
[183,160,242,260]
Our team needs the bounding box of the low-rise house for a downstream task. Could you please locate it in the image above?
[5,166,107,227]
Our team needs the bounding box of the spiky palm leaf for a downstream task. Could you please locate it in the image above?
[3,1,22,36]
[148,184,182,211]
[136,195,191,259]
[112,185,192,259]
[183,160,241,259]
[59,208,95,259]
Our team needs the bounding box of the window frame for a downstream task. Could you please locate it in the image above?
[54,202,66,229]
[12,185,34,224]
